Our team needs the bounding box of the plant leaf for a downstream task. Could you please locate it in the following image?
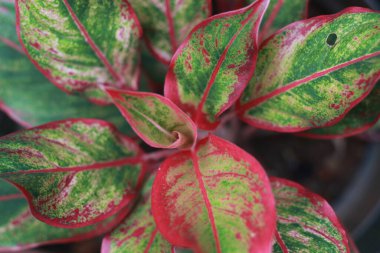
[238,8,380,132]
[0,2,131,134]
[102,175,173,253]
[0,179,131,252]
[130,0,212,65]
[15,0,142,104]
[107,89,197,149]
[152,135,276,253]
[300,81,380,139]
[165,0,269,130]
[247,0,309,41]
[0,119,145,228]
[271,177,349,252]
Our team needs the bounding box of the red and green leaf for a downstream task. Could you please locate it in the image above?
[0,119,145,228]
[102,175,173,253]
[16,0,142,104]
[300,81,380,139]
[130,0,212,65]
[165,0,270,130]
[107,89,197,149]
[0,2,132,134]
[256,0,309,41]
[152,135,276,253]
[238,8,380,132]
[0,179,131,252]
[271,178,349,252]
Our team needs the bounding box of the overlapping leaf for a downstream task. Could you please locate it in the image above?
[102,175,173,253]
[0,119,145,228]
[247,0,309,40]
[0,179,131,252]
[16,0,142,104]
[271,178,349,252]
[165,0,269,130]
[0,2,131,134]
[301,81,380,138]
[107,89,197,149]
[152,135,276,253]
[238,8,380,132]
[130,0,211,65]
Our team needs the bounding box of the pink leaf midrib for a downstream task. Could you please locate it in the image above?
[195,5,261,125]
[0,36,24,54]
[165,0,178,54]
[62,0,122,84]
[239,51,380,112]
[259,0,284,41]
[0,156,142,176]
[191,151,222,253]
[0,193,24,202]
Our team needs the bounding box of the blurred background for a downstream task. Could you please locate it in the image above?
[1,0,379,252]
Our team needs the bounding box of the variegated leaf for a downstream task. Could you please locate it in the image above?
[0,119,145,228]
[247,0,309,41]
[0,2,132,134]
[16,0,142,104]
[152,135,276,253]
[238,8,380,132]
[107,89,197,149]
[130,0,211,65]
[300,81,380,139]
[271,178,349,252]
[165,0,269,130]
[0,179,130,252]
[102,175,173,253]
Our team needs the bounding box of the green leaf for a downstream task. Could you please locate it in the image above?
[238,8,380,132]
[0,179,131,252]
[107,89,197,149]
[165,0,270,130]
[300,81,380,138]
[152,135,276,253]
[102,175,173,253]
[271,178,349,252]
[247,0,309,41]
[16,0,142,104]
[0,2,131,134]
[129,0,211,65]
[0,119,145,228]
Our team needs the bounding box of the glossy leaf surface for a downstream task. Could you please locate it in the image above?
[165,0,269,130]
[271,178,349,252]
[239,8,380,132]
[107,89,197,149]
[0,2,131,133]
[0,119,145,228]
[16,0,142,104]
[247,0,309,40]
[130,0,211,65]
[102,175,173,253]
[0,179,130,252]
[152,135,276,253]
[301,81,380,138]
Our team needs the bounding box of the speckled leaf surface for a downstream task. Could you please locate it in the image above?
[152,135,276,253]
[247,0,309,41]
[165,0,269,130]
[130,0,211,65]
[0,119,145,228]
[271,178,349,253]
[102,175,173,253]
[16,0,142,104]
[107,89,197,149]
[0,2,132,134]
[0,179,131,252]
[301,81,380,139]
[238,8,380,132]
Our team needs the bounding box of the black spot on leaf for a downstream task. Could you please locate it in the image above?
[326,33,337,46]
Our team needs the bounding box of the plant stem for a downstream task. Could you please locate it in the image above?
[142,149,177,162]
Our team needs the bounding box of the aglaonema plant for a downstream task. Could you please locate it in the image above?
[0,0,379,252]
